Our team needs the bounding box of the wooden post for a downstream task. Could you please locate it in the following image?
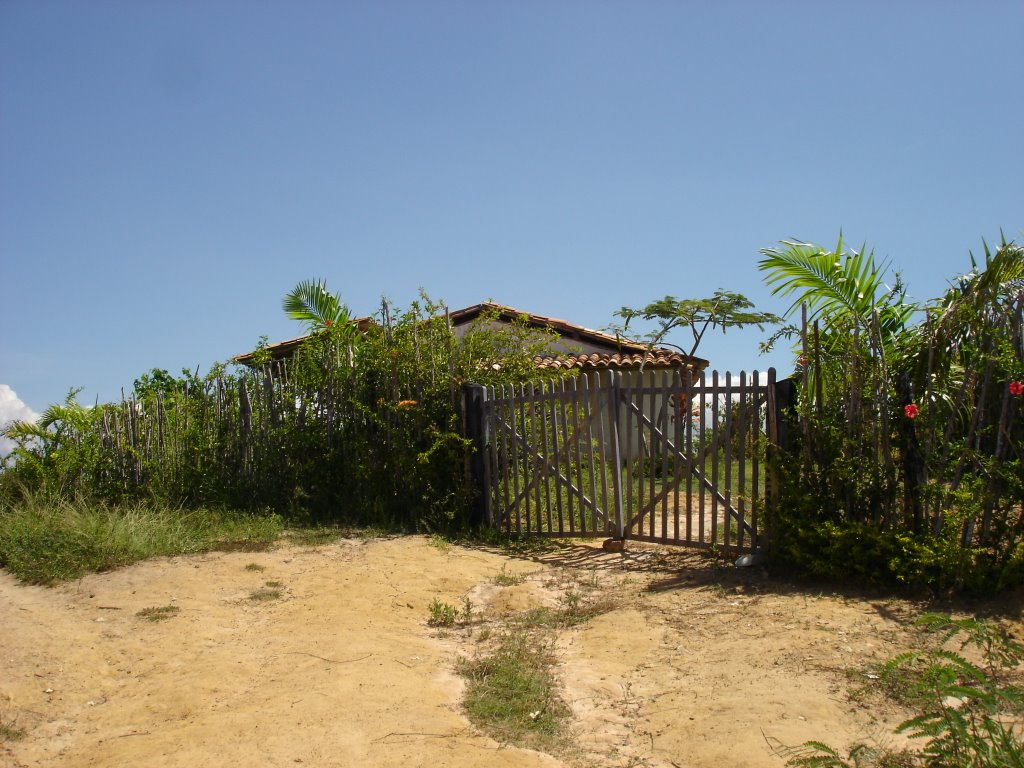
[606,371,625,538]
[462,383,489,529]
[765,370,795,556]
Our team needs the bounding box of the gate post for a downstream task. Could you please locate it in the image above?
[605,371,626,538]
[765,370,796,555]
[462,383,490,529]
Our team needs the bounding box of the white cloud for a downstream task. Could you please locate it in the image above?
[0,384,41,458]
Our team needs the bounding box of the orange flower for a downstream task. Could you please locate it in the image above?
[397,399,417,409]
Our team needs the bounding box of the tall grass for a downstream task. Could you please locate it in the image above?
[0,492,282,585]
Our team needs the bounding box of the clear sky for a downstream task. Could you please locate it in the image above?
[2,0,1022,436]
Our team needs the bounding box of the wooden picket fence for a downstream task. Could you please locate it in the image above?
[464,368,779,553]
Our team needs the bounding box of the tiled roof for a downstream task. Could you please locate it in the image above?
[533,351,707,371]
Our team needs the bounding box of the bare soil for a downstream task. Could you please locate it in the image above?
[2,536,1021,768]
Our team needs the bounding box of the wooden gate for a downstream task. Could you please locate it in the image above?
[469,369,777,553]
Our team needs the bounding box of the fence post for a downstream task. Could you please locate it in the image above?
[765,371,796,555]
[606,371,626,538]
[462,383,490,529]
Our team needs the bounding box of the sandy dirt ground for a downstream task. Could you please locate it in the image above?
[2,536,1021,768]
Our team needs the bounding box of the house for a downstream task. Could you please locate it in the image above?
[233,301,709,374]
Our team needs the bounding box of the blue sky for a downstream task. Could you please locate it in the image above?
[2,0,1022,432]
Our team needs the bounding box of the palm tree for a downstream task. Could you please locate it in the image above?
[2,390,102,467]
[758,234,915,355]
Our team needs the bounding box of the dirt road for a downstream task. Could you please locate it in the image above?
[2,536,1017,767]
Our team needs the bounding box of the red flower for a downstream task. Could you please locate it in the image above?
[904,404,920,419]
[324,319,333,327]
[797,354,808,367]
[1011,381,1024,396]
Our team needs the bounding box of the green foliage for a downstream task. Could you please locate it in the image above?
[0,291,565,535]
[133,368,189,400]
[282,278,354,332]
[785,614,1024,768]
[759,234,914,352]
[0,493,282,584]
[761,235,1023,593]
[613,289,779,358]
[427,597,459,627]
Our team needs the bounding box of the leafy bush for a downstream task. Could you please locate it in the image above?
[761,237,1024,593]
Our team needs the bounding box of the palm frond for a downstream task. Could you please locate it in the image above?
[2,419,51,441]
[283,279,346,329]
[758,240,892,323]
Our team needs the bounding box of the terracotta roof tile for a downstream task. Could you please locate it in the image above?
[533,351,706,371]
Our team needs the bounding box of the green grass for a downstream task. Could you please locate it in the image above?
[458,630,570,751]
[455,575,615,754]
[0,494,283,585]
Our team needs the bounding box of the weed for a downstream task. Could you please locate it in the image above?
[427,534,451,553]
[461,596,476,624]
[427,598,458,627]
[264,580,283,588]
[493,565,525,587]
[249,588,282,602]
[136,605,180,622]
[517,607,559,629]
[0,720,25,742]
[513,589,615,630]
[244,563,265,572]
[288,526,348,546]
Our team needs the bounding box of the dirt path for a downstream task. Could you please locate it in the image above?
[2,536,1020,767]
